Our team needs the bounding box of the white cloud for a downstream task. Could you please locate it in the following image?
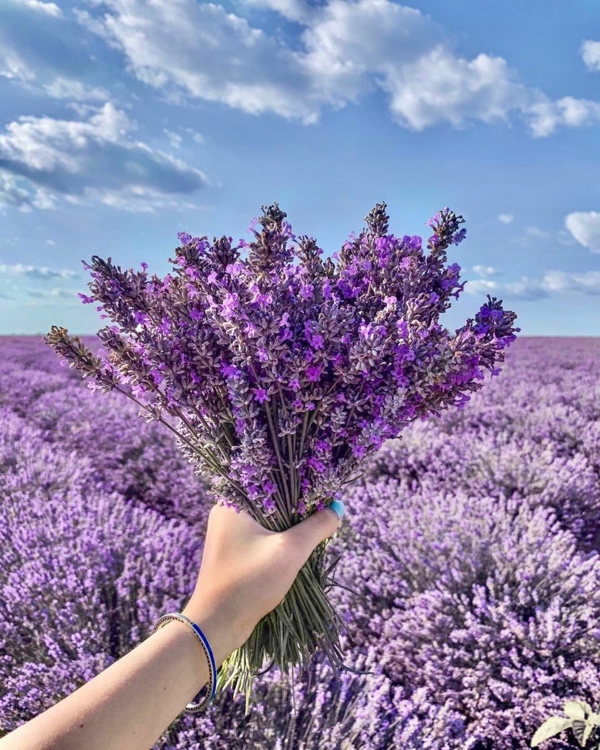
[501,277,550,300]
[238,0,313,23]
[0,4,113,109]
[524,96,600,138]
[525,226,550,239]
[163,129,183,148]
[565,211,600,253]
[464,278,499,295]
[14,0,63,17]
[74,2,321,124]
[0,262,78,279]
[185,128,205,144]
[0,102,211,212]
[540,270,600,295]
[498,213,513,224]
[582,40,600,72]
[42,77,109,102]
[0,48,36,83]
[46,239,56,246]
[0,173,56,212]
[464,269,600,299]
[72,0,600,137]
[26,287,74,298]
[472,265,499,277]
[514,225,552,247]
[375,47,523,131]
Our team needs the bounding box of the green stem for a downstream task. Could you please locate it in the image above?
[264,400,293,514]
[113,384,248,504]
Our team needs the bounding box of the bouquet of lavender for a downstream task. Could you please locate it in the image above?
[45,202,520,700]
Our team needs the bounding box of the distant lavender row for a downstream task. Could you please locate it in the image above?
[0,335,211,525]
[1,335,599,749]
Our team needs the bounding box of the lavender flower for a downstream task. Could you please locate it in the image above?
[44,203,520,698]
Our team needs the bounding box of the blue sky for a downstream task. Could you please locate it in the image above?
[1,0,599,336]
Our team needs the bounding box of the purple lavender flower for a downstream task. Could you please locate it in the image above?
[44,202,520,701]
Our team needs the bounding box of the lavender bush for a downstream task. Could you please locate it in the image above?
[0,338,212,524]
[2,336,600,748]
[0,407,202,738]
[44,203,519,696]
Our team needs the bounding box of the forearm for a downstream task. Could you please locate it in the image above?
[0,601,241,750]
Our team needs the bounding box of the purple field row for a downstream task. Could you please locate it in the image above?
[1,336,599,749]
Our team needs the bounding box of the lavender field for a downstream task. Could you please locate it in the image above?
[1,334,599,749]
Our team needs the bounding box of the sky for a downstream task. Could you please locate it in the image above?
[0,0,599,336]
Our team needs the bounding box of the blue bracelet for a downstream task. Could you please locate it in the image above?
[152,612,217,713]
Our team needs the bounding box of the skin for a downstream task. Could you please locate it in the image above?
[0,504,341,750]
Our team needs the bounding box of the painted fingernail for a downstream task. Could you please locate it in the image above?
[328,499,345,521]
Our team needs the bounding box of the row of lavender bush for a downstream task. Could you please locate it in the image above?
[1,336,599,748]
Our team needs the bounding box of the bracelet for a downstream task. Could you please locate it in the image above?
[152,612,217,713]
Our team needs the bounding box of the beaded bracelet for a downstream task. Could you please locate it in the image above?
[152,612,217,713]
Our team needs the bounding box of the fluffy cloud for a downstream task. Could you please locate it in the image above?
[14,0,62,17]
[71,0,600,137]
[525,96,600,138]
[0,48,36,83]
[0,102,211,212]
[463,278,499,296]
[472,265,500,277]
[24,287,75,299]
[74,2,320,123]
[238,0,314,23]
[582,40,600,72]
[464,270,600,299]
[41,77,110,102]
[565,211,600,253]
[525,226,550,239]
[540,270,600,295]
[163,129,183,149]
[185,128,205,144]
[0,263,78,280]
[0,2,109,103]
[498,214,514,224]
[0,173,57,212]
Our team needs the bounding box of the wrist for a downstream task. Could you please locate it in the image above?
[181,596,251,667]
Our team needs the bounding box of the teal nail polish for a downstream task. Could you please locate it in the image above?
[328,499,345,521]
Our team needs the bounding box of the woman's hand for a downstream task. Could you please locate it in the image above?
[183,504,343,664]
[0,503,342,750]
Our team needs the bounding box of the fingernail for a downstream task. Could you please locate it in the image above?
[328,499,345,521]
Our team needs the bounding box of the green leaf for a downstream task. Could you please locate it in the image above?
[531,717,574,747]
[565,702,588,720]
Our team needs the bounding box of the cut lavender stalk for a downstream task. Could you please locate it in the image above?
[45,202,520,704]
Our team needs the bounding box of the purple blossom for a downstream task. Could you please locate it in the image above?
[221,292,239,320]
[253,388,269,404]
[44,201,520,703]
[306,364,322,382]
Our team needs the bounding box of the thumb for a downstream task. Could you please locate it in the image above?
[283,500,344,561]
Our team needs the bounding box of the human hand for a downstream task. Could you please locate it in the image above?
[182,503,343,665]
[0,501,343,750]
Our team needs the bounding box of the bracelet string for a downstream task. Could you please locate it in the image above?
[152,612,218,713]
